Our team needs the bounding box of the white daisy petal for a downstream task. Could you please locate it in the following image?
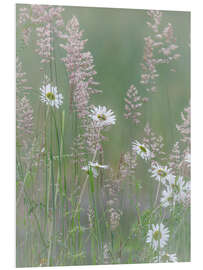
[160,186,174,208]
[154,251,177,263]
[40,84,63,109]
[146,223,169,251]
[132,140,151,161]
[81,161,108,178]
[149,163,173,184]
[89,161,108,169]
[90,106,116,128]
[167,176,190,203]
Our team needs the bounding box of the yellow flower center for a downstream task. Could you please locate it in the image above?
[157,169,167,177]
[97,114,107,121]
[139,145,147,153]
[153,230,162,241]
[46,92,55,100]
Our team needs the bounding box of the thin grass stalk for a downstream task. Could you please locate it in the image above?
[44,106,50,235]
[16,155,48,251]
[154,181,161,208]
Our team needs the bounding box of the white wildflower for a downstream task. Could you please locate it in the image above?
[154,251,177,263]
[90,105,116,128]
[81,165,98,178]
[40,84,63,108]
[146,223,169,250]
[82,161,108,178]
[132,140,151,160]
[149,163,173,184]
[161,176,191,208]
[160,186,175,208]
[168,176,188,203]
[88,161,108,169]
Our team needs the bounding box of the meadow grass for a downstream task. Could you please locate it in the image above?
[16,4,190,267]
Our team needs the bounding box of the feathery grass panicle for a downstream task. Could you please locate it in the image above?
[143,122,166,162]
[16,96,33,139]
[16,57,33,147]
[16,57,32,94]
[60,16,101,117]
[176,103,190,146]
[18,5,65,63]
[105,176,123,231]
[169,141,182,174]
[124,85,148,124]
[103,242,111,264]
[124,12,180,126]
[140,10,180,92]
[118,152,137,180]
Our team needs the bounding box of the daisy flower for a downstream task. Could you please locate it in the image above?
[149,163,173,184]
[154,251,177,263]
[146,223,169,250]
[167,176,187,203]
[160,186,175,208]
[40,84,63,108]
[82,161,108,178]
[90,106,116,128]
[132,140,151,161]
[162,176,191,207]
[88,161,108,169]
[81,165,98,178]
